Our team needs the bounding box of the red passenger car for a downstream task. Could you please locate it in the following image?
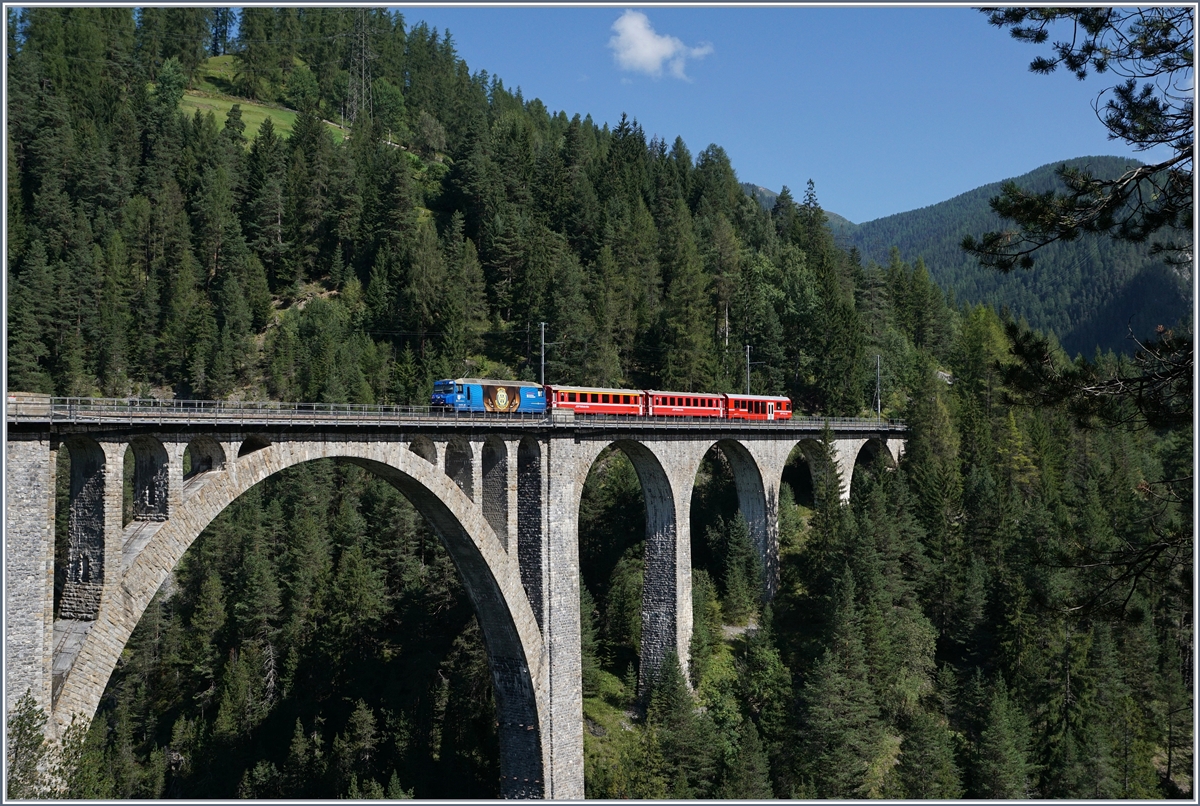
[644,391,723,418]
[724,394,792,421]
[546,385,643,415]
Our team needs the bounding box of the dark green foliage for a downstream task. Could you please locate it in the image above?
[795,578,886,798]
[972,679,1034,798]
[6,691,50,798]
[897,710,962,798]
[646,653,719,798]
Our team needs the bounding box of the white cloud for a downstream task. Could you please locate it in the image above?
[608,10,712,80]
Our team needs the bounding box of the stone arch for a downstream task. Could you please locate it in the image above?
[126,436,168,523]
[51,440,547,798]
[788,438,839,502]
[517,437,543,631]
[584,439,678,691]
[848,437,896,488]
[183,436,225,480]
[482,437,509,550]
[697,439,774,600]
[445,437,474,500]
[237,434,272,457]
[58,436,106,621]
[780,440,817,509]
[409,435,437,465]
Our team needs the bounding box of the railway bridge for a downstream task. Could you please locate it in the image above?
[5,394,906,799]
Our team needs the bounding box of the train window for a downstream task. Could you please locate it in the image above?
[457,384,464,394]
[622,395,628,404]
[602,394,609,403]
[568,392,576,402]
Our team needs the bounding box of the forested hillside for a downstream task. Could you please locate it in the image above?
[746,161,1192,359]
[830,157,1192,358]
[6,8,1192,800]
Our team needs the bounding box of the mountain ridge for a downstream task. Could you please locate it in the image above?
[745,157,1191,357]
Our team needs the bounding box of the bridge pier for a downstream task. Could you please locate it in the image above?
[5,433,56,715]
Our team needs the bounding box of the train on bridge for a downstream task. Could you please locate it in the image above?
[431,378,793,421]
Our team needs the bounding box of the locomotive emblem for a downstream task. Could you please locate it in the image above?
[482,383,519,412]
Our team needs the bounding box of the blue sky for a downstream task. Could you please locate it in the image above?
[395,5,1164,224]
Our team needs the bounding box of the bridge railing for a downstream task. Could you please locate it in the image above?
[6,395,905,431]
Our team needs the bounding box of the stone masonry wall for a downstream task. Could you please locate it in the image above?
[60,440,105,620]
[517,439,543,631]
[132,440,168,521]
[5,434,56,713]
[481,439,508,550]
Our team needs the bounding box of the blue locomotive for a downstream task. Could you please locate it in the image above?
[431,378,546,413]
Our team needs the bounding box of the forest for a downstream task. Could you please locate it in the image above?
[5,7,1193,800]
[830,157,1192,359]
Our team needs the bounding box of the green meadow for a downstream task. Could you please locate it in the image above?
[180,92,347,143]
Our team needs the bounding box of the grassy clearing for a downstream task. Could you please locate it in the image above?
[582,670,640,794]
[181,91,347,144]
[192,53,238,95]
[183,53,347,144]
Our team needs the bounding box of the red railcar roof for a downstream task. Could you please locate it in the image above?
[547,384,643,395]
[724,393,791,401]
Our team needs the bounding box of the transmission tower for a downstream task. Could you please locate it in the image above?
[346,8,375,124]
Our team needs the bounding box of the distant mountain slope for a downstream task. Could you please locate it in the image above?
[744,158,1189,356]
[740,182,856,232]
[839,157,1189,356]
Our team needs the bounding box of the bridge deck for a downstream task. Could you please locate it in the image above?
[7,396,904,434]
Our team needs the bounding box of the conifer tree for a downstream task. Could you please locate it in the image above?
[973,678,1034,798]
[659,198,713,389]
[796,576,884,797]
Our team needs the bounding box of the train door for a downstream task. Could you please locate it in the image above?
[767,401,775,420]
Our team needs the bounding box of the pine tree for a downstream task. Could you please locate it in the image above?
[973,678,1034,798]
[659,198,713,389]
[898,710,963,798]
[646,651,718,798]
[796,576,884,798]
[718,719,774,798]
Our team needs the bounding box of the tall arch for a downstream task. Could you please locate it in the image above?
[51,439,547,798]
[589,440,679,691]
[698,439,774,600]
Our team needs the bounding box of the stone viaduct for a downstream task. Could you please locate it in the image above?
[5,394,905,799]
